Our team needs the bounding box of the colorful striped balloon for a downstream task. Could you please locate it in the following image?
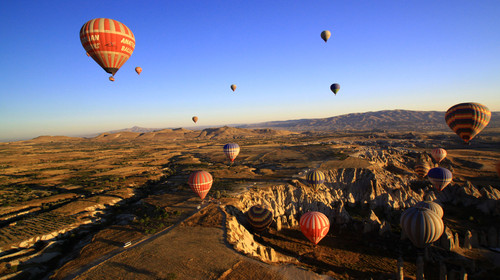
[431,148,447,164]
[300,211,330,245]
[400,207,444,248]
[427,167,452,192]
[223,143,240,163]
[188,171,213,200]
[80,18,135,76]
[445,102,491,143]
[415,159,430,179]
[247,205,273,232]
[414,201,444,218]
[306,169,325,191]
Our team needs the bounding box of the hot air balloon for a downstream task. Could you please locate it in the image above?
[80,18,135,76]
[414,201,443,218]
[230,84,237,92]
[415,159,430,179]
[135,67,142,75]
[431,148,447,164]
[445,102,491,144]
[320,30,331,43]
[223,143,240,163]
[330,83,340,95]
[188,171,213,200]
[400,207,444,248]
[300,211,330,245]
[427,167,452,192]
[192,116,198,123]
[109,76,115,82]
[306,169,325,192]
[247,205,273,232]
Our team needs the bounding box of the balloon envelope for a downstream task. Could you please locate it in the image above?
[306,169,325,192]
[415,159,430,179]
[223,143,240,163]
[192,116,198,123]
[431,148,447,163]
[414,201,444,218]
[400,207,444,248]
[427,167,452,191]
[188,171,213,200]
[445,102,491,143]
[300,211,330,245]
[135,67,142,75]
[330,83,340,95]
[230,84,237,92]
[247,205,273,232]
[321,30,331,42]
[80,18,135,76]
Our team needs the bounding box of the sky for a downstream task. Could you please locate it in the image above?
[0,0,499,141]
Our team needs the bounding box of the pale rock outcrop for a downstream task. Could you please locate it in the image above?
[225,215,294,263]
[363,210,381,233]
[440,227,456,251]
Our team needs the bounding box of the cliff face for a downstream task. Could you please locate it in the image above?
[224,147,500,263]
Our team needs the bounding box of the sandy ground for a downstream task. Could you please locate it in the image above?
[72,205,331,280]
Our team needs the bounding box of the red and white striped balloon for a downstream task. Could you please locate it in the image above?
[299,211,330,245]
[431,148,447,164]
[188,171,213,200]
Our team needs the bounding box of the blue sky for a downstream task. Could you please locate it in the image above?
[1,0,499,141]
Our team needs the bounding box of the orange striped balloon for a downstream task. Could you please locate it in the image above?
[445,102,491,143]
[431,148,447,164]
[299,211,330,245]
[188,171,213,200]
[80,18,135,76]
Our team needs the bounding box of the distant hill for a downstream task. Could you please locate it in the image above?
[239,110,500,132]
[85,126,297,142]
[106,126,163,134]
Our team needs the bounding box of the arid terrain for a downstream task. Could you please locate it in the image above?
[0,120,499,279]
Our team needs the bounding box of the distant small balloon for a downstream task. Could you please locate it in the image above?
[223,143,240,163]
[321,30,331,43]
[192,116,198,123]
[109,76,115,82]
[306,169,325,192]
[330,83,340,95]
[135,67,142,75]
[230,84,237,92]
[415,159,430,179]
[431,148,447,164]
[427,167,452,192]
